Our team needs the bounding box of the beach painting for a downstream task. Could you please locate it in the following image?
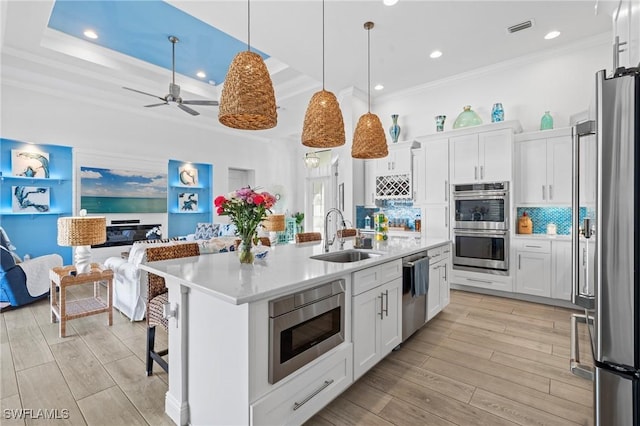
[80,166,167,213]
[179,192,198,212]
[12,149,50,178]
[12,186,50,213]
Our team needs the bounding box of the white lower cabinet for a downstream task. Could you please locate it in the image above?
[426,246,451,321]
[552,240,572,300]
[515,239,551,297]
[352,261,402,381]
[251,344,353,425]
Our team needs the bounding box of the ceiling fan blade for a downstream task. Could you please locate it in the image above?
[177,103,200,116]
[123,86,165,101]
[182,100,219,106]
[145,102,169,108]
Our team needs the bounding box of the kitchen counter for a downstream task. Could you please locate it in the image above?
[140,236,446,305]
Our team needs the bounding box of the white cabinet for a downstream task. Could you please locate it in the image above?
[423,205,449,239]
[423,138,449,204]
[352,260,402,380]
[450,128,513,184]
[552,240,572,301]
[515,239,551,297]
[364,160,376,207]
[374,142,413,176]
[426,245,450,321]
[515,128,572,205]
[372,142,416,200]
[412,148,426,205]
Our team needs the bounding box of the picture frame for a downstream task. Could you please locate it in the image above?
[12,186,50,213]
[12,150,50,178]
[179,165,198,186]
[179,192,198,212]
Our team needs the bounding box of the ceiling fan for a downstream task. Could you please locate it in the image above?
[123,36,218,116]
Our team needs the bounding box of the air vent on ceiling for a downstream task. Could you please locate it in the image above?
[507,20,534,34]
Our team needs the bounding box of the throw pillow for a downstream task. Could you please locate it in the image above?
[194,223,219,240]
[218,223,237,237]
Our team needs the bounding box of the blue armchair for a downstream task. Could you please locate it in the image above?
[0,227,62,310]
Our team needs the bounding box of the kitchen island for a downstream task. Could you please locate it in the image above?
[140,237,450,426]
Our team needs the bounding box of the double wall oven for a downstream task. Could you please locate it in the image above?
[452,182,510,274]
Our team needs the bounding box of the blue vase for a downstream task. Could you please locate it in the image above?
[491,103,504,123]
[389,114,401,143]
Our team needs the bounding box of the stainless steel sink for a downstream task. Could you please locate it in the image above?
[310,249,383,263]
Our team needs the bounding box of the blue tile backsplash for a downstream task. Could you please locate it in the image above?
[515,207,590,235]
[356,200,421,230]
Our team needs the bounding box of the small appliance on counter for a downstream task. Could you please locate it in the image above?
[546,223,557,235]
[517,211,533,234]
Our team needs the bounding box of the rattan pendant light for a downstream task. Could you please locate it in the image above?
[301,0,345,148]
[351,21,388,159]
[218,0,277,130]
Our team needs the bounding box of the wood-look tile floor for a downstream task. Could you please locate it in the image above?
[1,288,594,425]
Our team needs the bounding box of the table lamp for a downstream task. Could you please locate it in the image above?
[57,210,106,274]
[262,214,286,244]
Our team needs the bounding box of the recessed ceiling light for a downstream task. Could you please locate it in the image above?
[374,84,384,91]
[544,30,561,40]
[383,0,399,5]
[196,71,206,79]
[83,29,98,39]
[430,50,443,59]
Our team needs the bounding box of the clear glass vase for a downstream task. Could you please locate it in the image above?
[238,237,254,264]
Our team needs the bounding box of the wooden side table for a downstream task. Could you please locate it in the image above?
[50,264,114,337]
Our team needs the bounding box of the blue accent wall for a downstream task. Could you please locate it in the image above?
[515,206,589,235]
[167,159,212,238]
[1,139,73,264]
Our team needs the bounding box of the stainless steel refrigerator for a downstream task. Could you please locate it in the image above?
[571,67,639,426]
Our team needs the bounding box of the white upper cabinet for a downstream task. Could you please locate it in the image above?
[374,142,413,176]
[411,148,426,205]
[364,160,376,207]
[423,138,450,205]
[515,128,572,205]
[449,127,514,184]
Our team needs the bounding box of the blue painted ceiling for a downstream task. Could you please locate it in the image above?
[47,0,269,86]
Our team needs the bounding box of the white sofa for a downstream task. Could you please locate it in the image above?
[104,237,237,321]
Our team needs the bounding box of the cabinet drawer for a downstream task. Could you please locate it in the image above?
[451,270,513,293]
[251,344,353,426]
[352,259,402,296]
[515,239,551,253]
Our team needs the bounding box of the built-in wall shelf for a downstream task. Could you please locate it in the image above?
[167,159,212,238]
[0,138,73,264]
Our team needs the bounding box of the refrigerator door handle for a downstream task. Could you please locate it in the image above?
[571,121,596,309]
[570,313,594,381]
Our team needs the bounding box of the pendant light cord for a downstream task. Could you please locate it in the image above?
[367,25,371,112]
[322,0,325,90]
[247,0,251,52]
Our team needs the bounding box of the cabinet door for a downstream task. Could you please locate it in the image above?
[364,160,376,207]
[547,136,572,204]
[378,278,402,356]
[479,129,512,182]
[552,241,572,300]
[375,155,392,176]
[352,289,380,380]
[424,205,449,239]
[515,251,551,297]
[449,134,478,183]
[392,148,412,173]
[515,139,547,204]
[412,149,426,205]
[440,261,450,309]
[424,138,449,204]
[426,263,442,321]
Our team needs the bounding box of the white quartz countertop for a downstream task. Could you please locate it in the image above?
[139,237,449,305]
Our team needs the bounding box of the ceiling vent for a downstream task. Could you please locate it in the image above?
[507,20,534,34]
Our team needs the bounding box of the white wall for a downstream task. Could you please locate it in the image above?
[374,35,611,139]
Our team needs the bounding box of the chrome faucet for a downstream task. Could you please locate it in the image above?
[324,208,346,252]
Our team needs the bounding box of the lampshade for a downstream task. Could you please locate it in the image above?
[352,21,388,160]
[218,51,277,130]
[262,214,286,232]
[301,0,345,148]
[352,113,389,159]
[57,216,106,247]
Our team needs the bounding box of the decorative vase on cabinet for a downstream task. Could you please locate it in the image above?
[453,105,482,129]
[389,114,401,143]
[540,111,554,130]
[491,103,504,123]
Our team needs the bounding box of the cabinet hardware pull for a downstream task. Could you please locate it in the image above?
[480,166,484,179]
[293,379,334,411]
[582,247,586,266]
[474,166,478,180]
[392,161,395,169]
[383,290,389,317]
[542,185,546,200]
[379,294,384,320]
[444,180,448,201]
[524,245,542,248]
[445,207,448,227]
[371,193,374,203]
[443,265,447,281]
[413,190,416,200]
[549,185,553,200]
[467,278,492,284]
[518,254,521,269]
[570,314,594,380]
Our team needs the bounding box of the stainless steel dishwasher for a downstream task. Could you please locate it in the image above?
[402,252,430,341]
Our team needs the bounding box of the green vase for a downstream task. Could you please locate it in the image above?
[453,105,482,129]
[540,111,554,130]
